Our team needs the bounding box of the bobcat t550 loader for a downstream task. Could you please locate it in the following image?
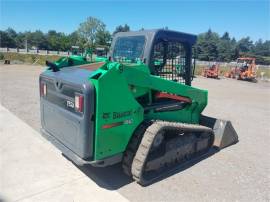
[40,29,238,185]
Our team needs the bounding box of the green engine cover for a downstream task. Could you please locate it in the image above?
[90,63,144,160]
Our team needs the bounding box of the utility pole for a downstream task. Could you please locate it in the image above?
[25,39,28,51]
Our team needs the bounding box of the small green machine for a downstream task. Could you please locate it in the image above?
[95,47,108,62]
[40,29,238,185]
[45,46,107,72]
[46,46,89,71]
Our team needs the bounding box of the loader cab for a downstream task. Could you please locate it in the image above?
[110,29,197,86]
[71,46,81,55]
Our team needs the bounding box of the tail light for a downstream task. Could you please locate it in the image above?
[75,94,84,112]
[40,82,47,96]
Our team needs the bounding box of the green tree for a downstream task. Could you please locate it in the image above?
[195,29,220,61]
[30,30,48,49]
[1,26,269,65]
[6,28,17,39]
[0,31,15,47]
[77,17,106,48]
[46,30,63,50]
[237,37,254,53]
[0,28,17,47]
[14,32,27,48]
[253,39,270,56]
[217,32,234,61]
[68,31,80,47]
[113,24,130,35]
[230,37,239,59]
[96,30,111,49]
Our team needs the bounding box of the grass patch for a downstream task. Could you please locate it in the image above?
[194,64,230,76]
[257,67,270,78]
[2,52,61,66]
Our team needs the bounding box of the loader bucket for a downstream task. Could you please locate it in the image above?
[200,115,238,149]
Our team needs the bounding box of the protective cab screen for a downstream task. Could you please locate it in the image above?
[153,41,187,84]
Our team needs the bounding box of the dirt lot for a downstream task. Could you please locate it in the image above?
[0,64,269,202]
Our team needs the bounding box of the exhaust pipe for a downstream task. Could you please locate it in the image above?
[200,115,238,149]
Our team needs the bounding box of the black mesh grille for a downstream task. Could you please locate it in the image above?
[154,41,187,84]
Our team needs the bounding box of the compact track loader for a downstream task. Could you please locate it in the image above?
[40,29,238,185]
[201,63,219,79]
[45,48,107,71]
[225,57,257,82]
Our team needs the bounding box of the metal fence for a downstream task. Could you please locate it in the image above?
[195,60,270,69]
[0,47,70,56]
[1,47,269,69]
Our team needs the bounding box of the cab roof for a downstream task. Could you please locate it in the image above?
[114,29,197,46]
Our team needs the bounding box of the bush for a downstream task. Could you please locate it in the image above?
[0,53,4,60]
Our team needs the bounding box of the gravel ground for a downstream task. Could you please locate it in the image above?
[0,64,269,202]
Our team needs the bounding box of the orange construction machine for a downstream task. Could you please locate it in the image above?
[201,63,219,79]
[225,57,257,82]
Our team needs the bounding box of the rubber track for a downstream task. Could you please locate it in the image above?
[122,121,151,176]
[131,121,214,186]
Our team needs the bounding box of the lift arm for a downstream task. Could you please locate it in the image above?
[121,65,208,115]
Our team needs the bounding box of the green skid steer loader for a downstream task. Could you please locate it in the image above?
[45,47,107,72]
[40,29,238,186]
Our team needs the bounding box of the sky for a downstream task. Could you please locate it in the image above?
[0,0,269,41]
